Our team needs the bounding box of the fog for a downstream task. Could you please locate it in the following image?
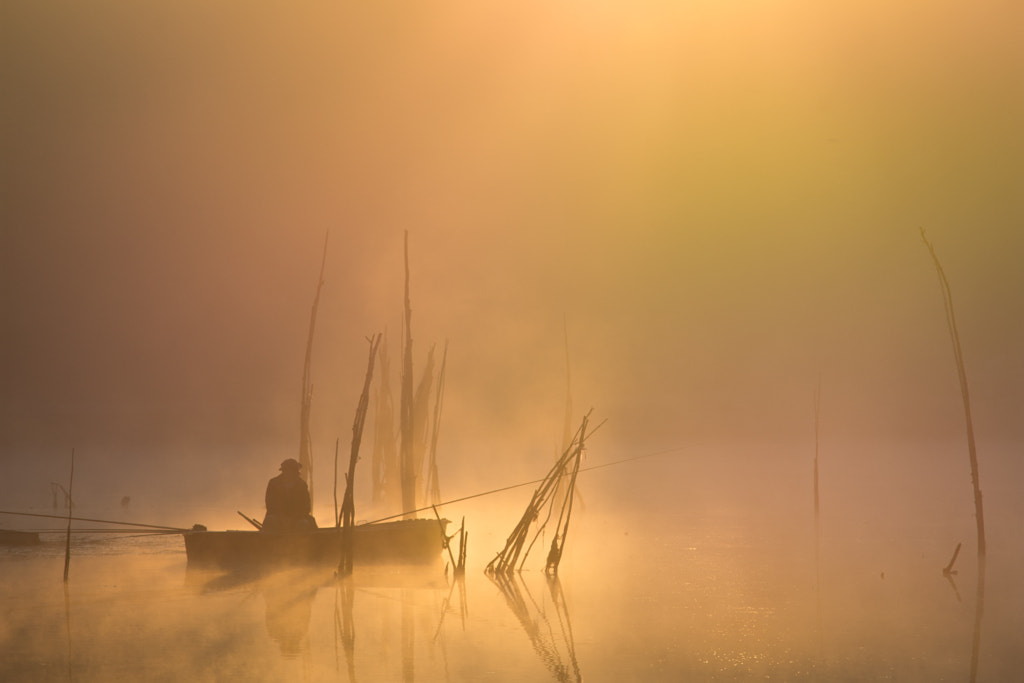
[1,0,1021,612]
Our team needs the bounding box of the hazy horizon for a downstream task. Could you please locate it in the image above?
[2,1,1021,531]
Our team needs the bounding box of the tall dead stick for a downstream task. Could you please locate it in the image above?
[399,231,416,518]
[299,231,330,507]
[424,340,448,506]
[920,229,985,560]
[338,333,382,576]
[333,438,340,528]
[63,448,75,582]
[920,229,986,683]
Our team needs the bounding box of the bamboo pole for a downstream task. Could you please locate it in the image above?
[371,330,398,508]
[399,232,417,518]
[412,345,436,488]
[63,448,75,583]
[545,415,587,575]
[424,340,447,507]
[333,438,340,528]
[919,229,986,683]
[553,319,574,510]
[299,231,330,508]
[456,517,467,577]
[813,376,821,550]
[813,376,823,652]
[920,229,985,560]
[338,333,382,576]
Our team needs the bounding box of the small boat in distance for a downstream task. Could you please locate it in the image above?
[0,529,41,546]
[183,518,447,571]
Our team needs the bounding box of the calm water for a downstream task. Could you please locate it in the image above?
[1,508,1021,682]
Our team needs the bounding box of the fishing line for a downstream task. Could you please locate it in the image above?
[365,443,692,525]
[0,444,690,532]
[18,528,181,535]
[0,510,188,532]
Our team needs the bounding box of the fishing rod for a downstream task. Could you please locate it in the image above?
[17,528,182,535]
[0,510,189,532]
[364,443,691,525]
[0,443,689,532]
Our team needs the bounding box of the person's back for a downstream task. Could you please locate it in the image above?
[262,458,317,532]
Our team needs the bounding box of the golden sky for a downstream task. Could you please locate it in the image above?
[2,1,1021,503]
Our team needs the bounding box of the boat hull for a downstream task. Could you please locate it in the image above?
[183,519,446,570]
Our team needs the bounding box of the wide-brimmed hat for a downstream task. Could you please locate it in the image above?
[279,458,302,472]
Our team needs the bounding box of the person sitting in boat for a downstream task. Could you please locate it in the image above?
[262,458,318,532]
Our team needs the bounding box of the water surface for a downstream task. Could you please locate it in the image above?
[2,508,1020,682]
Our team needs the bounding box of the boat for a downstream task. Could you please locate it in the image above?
[183,518,447,571]
[0,529,41,546]
[183,236,452,574]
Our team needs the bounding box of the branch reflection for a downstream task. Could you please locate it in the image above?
[489,572,582,683]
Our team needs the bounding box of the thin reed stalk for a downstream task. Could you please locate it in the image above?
[63,448,75,582]
[371,330,399,509]
[412,345,436,493]
[544,415,586,575]
[299,231,330,507]
[338,333,382,576]
[333,438,340,528]
[813,376,823,652]
[920,228,985,559]
[813,376,820,547]
[920,228,986,683]
[456,517,467,576]
[424,340,448,506]
[556,318,573,506]
[399,231,416,518]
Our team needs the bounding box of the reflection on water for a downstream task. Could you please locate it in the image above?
[489,573,581,683]
[1,515,1021,682]
[336,576,356,682]
[264,575,317,657]
[970,555,986,683]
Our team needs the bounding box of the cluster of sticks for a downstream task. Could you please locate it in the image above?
[486,411,591,577]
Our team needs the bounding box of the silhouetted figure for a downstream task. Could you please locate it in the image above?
[262,458,317,532]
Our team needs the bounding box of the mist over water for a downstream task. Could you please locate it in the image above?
[3,439,1023,682]
[2,0,1022,680]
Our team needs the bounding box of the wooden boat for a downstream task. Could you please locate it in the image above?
[182,239,452,574]
[183,518,446,570]
[0,529,41,546]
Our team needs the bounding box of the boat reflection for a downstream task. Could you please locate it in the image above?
[335,576,356,682]
[264,575,318,658]
[488,572,582,683]
[186,563,449,680]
